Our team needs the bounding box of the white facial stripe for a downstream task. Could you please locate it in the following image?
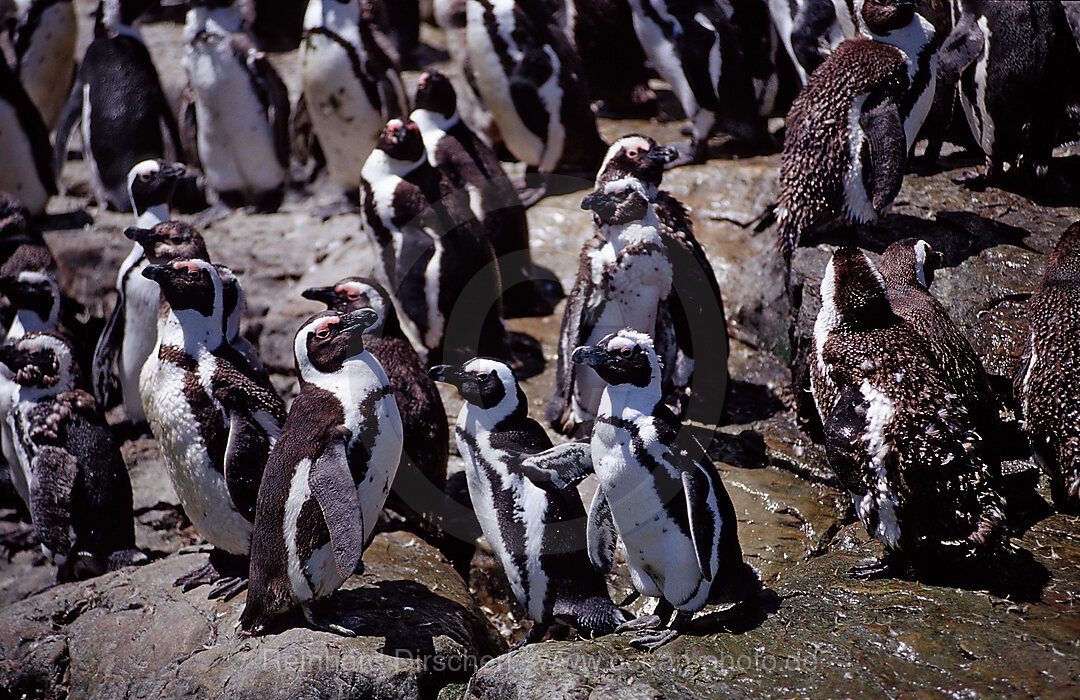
[339,281,387,322]
[597,136,653,183]
[914,240,930,287]
[604,328,653,352]
[462,358,518,419]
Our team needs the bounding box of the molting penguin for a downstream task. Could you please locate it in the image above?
[182,0,290,211]
[0,332,142,582]
[811,247,1006,577]
[299,0,408,199]
[9,0,77,129]
[54,0,182,212]
[140,258,286,598]
[0,53,56,216]
[572,329,757,651]
[241,309,403,635]
[464,0,607,176]
[776,37,909,264]
[1014,221,1080,512]
[411,69,561,319]
[432,357,627,645]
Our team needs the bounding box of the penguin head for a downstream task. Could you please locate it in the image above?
[294,309,379,378]
[596,134,675,191]
[0,332,78,391]
[0,271,60,322]
[142,258,222,319]
[301,277,398,337]
[581,178,651,226]
[127,160,185,216]
[0,193,30,239]
[819,247,896,331]
[857,0,917,35]
[1047,220,1080,283]
[430,358,523,416]
[572,329,658,388]
[376,119,426,165]
[414,70,458,119]
[878,238,941,290]
[125,221,210,265]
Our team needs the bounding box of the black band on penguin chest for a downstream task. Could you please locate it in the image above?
[160,345,228,470]
[343,384,395,485]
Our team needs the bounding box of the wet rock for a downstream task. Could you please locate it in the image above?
[0,532,505,700]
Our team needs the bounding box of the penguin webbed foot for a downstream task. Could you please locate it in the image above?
[627,610,692,652]
[302,603,357,638]
[849,550,905,580]
[174,552,249,600]
[208,576,248,601]
[615,614,664,633]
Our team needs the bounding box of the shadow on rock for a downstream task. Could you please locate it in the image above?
[689,589,781,636]
[913,545,1051,605]
[721,379,785,425]
[709,429,768,470]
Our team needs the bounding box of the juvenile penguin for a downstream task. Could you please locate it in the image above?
[811,247,1006,577]
[432,358,627,644]
[0,332,142,582]
[54,0,182,212]
[9,0,77,128]
[140,258,286,597]
[1015,221,1080,511]
[776,37,909,263]
[0,54,56,216]
[241,309,403,635]
[411,69,559,319]
[182,0,290,210]
[359,119,522,371]
[573,329,757,650]
[464,0,607,176]
[299,0,408,200]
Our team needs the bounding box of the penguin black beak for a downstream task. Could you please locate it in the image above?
[141,264,170,283]
[0,345,27,371]
[0,274,18,297]
[301,286,338,309]
[581,190,618,221]
[571,345,610,368]
[429,364,465,387]
[159,162,186,180]
[339,308,379,335]
[124,226,155,247]
[645,145,678,166]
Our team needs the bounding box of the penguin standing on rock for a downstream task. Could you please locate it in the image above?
[811,248,1006,577]
[140,258,286,598]
[573,329,757,651]
[432,358,627,645]
[0,332,143,582]
[0,54,56,217]
[241,309,403,635]
[1015,221,1080,512]
[8,0,77,129]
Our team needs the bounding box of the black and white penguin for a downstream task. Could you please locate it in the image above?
[776,36,909,262]
[359,118,524,372]
[299,0,407,199]
[0,331,142,582]
[8,0,77,129]
[241,308,403,635]
[1014,221,1080,512]
[811,247,1006,577]
[625,0,770,161]
[767,0,842,82]
[433,0,501,148]
[0,53,56,217]
[0,194,63,341]
[432,357,627,645]
[182,0,290,211]
[464,0,607,175]
[411,69,560,319]
[54,0,182,213]
[572,329,757,651]
[139,258,286,597]
[0,270,59,343]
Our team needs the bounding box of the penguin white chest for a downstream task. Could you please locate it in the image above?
[0,101,50,215]
[15,1,77,128]
[119,254,160,423]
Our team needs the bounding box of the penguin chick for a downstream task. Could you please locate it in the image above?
[573,329,756,651]
[140,258,286,599]
[811,247,1007,577]
[1015,221,1080,512]
[432,357,627,645]
[241,309,403,636]
[0,332,142,582]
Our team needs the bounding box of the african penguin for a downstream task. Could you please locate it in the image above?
[411,69,561,319]
[573,329,757,651]
[767,0,841,82]
[182,0,290,211]
[299,0,408,199]
[776,37,909,264]
[359,118,524,372]
[241,309,403,635]
[9,0,77,129]
[433,0,501,148]
[0,193,57,278]
[464,0,607,175]
[0,332,142,582]
[0,53,56,216]
[0,270,59,343]
[54,0,182,213]
[1014,221,1080,512]
[432,357,627,645]
[140,258,286,598]
[811,247,1006,577]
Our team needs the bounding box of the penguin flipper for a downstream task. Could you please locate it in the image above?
[936,12,984,86]
[309,439,366,579]
[53,75,84,176]
[91,299,123,408]
[586,488,616,574]
[822,384,872,497]
[680,468,718,583]
[247,49,292,171]
[516,440,592,490]
[29,446,78,557]
[223,407,273,523]
[178,86,201,170]
[509,48,555,142]
[859,91,906,215]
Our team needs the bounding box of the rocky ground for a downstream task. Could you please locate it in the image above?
[1,6,1079,700]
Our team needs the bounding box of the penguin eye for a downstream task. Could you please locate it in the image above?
[315,327,331,339]
[476,372,489,382]
[619,347,632,358]
[627,149,639,158]
[346,290,361,301]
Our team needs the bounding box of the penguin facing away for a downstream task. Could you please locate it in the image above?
[9,0,77,129]
[572,329,757,651]
[432,357,627,645]
[0,332,143,582]
[0,53,56,216]
[241,309,403,636]
[1014,221,1080,511]
[811,247,1006,577]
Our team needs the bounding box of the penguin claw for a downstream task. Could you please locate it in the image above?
[849,554,901,580]
[628,628,680,652]
[615,614,663,633]
[207,576,248,601]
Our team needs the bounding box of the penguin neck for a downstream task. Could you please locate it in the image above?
[134,204,169,229]
[307,0,361,39]
[160,304,225,354]
[186,5,244,39]
[410,108,461,162]
[7,304,58,344]
[598,378,662,421]
[602,207,661,251]
[300,351,386,400]
[458,392,522,433]
[363,149,423,184]
[101,0,143,41]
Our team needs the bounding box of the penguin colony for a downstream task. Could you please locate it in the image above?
[0,0,1075,657]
